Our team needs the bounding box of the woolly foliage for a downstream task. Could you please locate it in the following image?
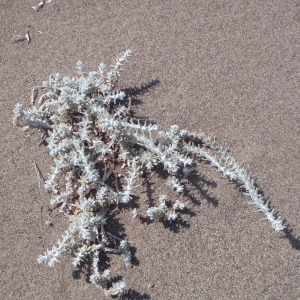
[13,50,285,297]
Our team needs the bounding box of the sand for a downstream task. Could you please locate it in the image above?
[0,1,299,299]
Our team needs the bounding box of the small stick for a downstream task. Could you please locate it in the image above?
[25,31,30,44]
[12,36,26,44]
[32,1,45,11]
[133,172,156,189]
[34,161,42,189]
[34,161,46,189]
[40,206,43,226]
[31,88,38,104]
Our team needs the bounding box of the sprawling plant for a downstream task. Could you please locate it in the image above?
[13,50,285,297]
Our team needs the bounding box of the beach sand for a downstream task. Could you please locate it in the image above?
[1,1,299,299]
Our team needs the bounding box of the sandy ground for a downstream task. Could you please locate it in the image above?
[1,1,300,299]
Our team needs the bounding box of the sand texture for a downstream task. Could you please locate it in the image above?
[1,1,300,299]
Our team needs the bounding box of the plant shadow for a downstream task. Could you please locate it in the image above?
[121,289,151,300]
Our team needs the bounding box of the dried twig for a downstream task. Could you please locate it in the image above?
[25,31,31,44]
[32,0,54,11]
[31,88,38,104]
[32,1,45,11]
[12,36,26,44]
[133,172,157,189]
[12,31,31,44]
[34,161,46,189]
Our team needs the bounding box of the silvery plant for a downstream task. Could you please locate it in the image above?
[13,50,285,297]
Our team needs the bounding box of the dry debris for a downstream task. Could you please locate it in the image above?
[32,0,53,11]
[12,31,31,44]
